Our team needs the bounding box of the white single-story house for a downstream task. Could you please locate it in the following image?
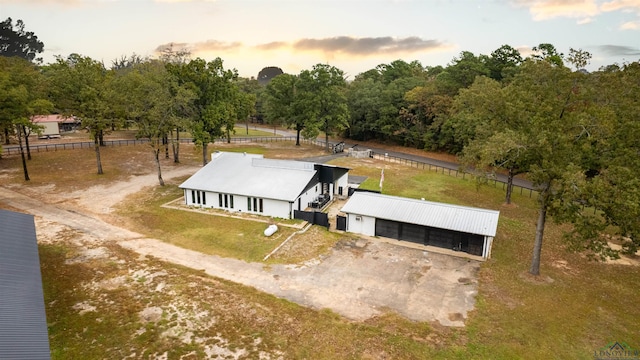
[340,192,500,259]
[179,151,349,219]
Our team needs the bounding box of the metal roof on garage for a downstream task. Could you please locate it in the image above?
[341,192,500,237]
[0,209,51,360]
[179,152,318,202]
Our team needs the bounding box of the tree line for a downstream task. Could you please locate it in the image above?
[1,17,639,275]
[260,45,640,275]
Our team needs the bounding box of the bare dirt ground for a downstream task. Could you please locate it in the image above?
[1,166,479,327]
[1,140,480,330]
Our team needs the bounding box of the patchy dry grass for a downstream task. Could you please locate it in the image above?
[40,238,452,360]
[0,140,200,189]
[266,226,352,265]
[116,182,301,262]
[328,156,640,359]
[3,137,639,359]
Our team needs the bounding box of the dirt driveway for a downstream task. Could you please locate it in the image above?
[0,167,479,327]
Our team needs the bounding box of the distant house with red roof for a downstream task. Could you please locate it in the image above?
[30,115,80,139]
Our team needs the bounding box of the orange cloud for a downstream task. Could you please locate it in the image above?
[516,45,535,58]
[155,40,242,56]
[0,0,82,4]
[600,0,640,12]
[620,20,640,28]
[292,36,448,55]
[158,36,451,60]
[254,41,288,51]
[521,0,600,20]
[254,36,451,56]
[154,0,217,2]
[514,0,640,24]
[193,40,242,52]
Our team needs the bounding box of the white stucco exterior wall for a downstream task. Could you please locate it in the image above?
[346,214,376,236]
[183,189,295,219]
[296,184,322,211]
[334,173,349,197]
[482,236,493,259]
[261,198,291,219]
[184,189,214,207]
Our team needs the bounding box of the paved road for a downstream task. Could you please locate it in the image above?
[251,125,536,190]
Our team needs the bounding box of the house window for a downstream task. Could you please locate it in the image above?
[247,197,264,213]
[191,190,208,205]
[230,195,234,209]
[219,194,223,207]
[224,194,229,208]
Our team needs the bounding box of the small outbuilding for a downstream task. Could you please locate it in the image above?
[31,115,79,138]
[0,209,51,359]
[340,192,500,259]
[179,151,349,219]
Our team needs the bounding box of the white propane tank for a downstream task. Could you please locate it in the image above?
[264,224,278,236]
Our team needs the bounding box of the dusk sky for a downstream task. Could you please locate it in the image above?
[2,0,640,79]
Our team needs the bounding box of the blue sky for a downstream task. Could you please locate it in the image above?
[2,0,639,78]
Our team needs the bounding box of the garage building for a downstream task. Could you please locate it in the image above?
[340,192,500,260]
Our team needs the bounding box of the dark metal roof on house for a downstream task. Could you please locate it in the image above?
[0,209,51,360]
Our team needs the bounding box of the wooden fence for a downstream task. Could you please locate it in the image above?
[2,139,152,155]
[2,135,536,196]
[370,151,538,198]
[1,136,331,156]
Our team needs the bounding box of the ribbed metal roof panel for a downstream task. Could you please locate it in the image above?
[0,209,51,360]
[179,152,317,202]
[341,192,500,237]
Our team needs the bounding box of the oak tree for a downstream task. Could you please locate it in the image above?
[0,17,44,63]
[167,57,238,165]
[46,54,113,175]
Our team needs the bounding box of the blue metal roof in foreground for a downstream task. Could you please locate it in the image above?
[0,209,51,360]
[341,192,500,237]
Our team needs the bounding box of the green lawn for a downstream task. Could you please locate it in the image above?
[3,140,638,359]
[119,153,640,358]
[117,183,300,262]
[329,156,640,359]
